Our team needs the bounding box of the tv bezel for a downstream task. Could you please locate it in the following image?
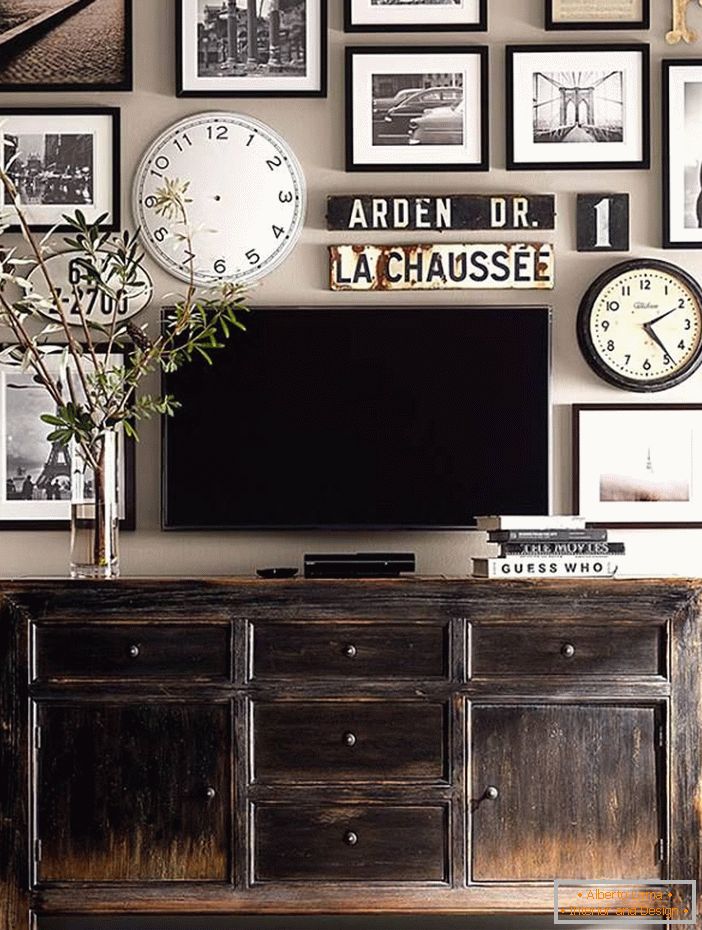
[161,305,553,532]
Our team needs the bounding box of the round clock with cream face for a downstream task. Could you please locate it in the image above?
[577,259,702,392]
[132,112,306,287]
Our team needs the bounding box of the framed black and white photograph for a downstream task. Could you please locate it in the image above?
[663,59,702,249]
[0,0,132,92]
[573,404,702,528]
[344,0,487,33]
[0,352,135,530]
[346,45,489,172]
[506,44,650,171]
[177,0,327,98]
[545,0,650,31]
[0,108,120,232]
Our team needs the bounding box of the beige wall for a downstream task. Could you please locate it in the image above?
[2,0,701,579]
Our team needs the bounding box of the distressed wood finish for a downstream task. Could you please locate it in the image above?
[0,577,699,929]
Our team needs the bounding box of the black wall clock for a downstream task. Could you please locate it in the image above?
[577,259,702,392]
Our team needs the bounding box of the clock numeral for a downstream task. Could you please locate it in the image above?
[606,340,615,352]
[606,300,620,312]
[173,134,192,152]
[640,279,651,291]
[624,355,631,366]
[665,285,670,296]
[207,125,229,141]
[144,195,157,209]
[678,340,686,351]
[247,133,255,147]
[154,155,170,171]
[600,320,610,332]
[184,249,196,265]
[154,227,168,243]
[621,286,631,297]
[214,259,226,275]
[266,156,283,171]
[246,249,261,265]
[685,319,692,330]
[272,225,285,240]
[643,359,652,371]
[279,190,293,203]
[664,354,673,366]
[679,299,687,309]
[150,170,163,179]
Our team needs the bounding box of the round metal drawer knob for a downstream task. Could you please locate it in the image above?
[344,831,358,846]
[128,645,140,658]
[485,786,499,801]
[343,732,357,747]
[561,643,576,659]
[343,644,357,658]
[205,787,216,800]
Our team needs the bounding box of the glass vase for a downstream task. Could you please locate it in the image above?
[70,429,120,579]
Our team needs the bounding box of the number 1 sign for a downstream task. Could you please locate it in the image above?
[577,193,630,252]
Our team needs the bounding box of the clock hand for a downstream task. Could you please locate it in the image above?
[644,322,675,363]
[644,306,681,327]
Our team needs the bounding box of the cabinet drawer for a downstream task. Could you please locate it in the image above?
[250,621,449,680]
[254,803,448,883]
[471,623,663,677]
[252,700,448,784]
[33,622,231,682]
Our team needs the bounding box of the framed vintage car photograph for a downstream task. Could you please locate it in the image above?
[346,45,489,172]
[344,0,488,33]
[0,107,120,231]
[0,0,132,91]
[573,404,702,528]
[506,44,650,171]
[663,59,702,249]
[177,0,327,97]
[545,0,650,30]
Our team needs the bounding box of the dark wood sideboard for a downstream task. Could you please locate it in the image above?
[1,577,701,929]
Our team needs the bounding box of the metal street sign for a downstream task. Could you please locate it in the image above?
[326,194,556,232]
[329,243,555,291]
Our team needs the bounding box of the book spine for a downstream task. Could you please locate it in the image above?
[473,558,621,579]
[476,516,586,530]
[488,529,608,543]
[500,542,625,556]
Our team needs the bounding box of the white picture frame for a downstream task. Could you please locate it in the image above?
[663,59,702,249]
[344,0,487,32]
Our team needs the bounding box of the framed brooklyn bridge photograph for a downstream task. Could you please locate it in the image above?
[177,0,327,97]
[0,351,135,530]
[0,0,132,92]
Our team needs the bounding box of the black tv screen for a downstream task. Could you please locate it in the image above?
[163,306,551,530]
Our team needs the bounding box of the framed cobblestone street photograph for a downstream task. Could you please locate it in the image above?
[0,107,120,231]
[0,0,132,91]
[177,0,327,98]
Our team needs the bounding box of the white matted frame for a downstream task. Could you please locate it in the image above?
[573,404,702,528]
[344,0,487,33]
[545,0,650,30]
[346,45,489,173]
[663,59,702,249]
[506,44,650,171]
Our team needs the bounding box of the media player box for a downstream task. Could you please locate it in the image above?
[304,553,416,579]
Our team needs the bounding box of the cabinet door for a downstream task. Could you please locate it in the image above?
[35,702,231,883]
[471,704,662,882]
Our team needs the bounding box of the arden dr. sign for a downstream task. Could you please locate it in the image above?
[329,243,555,291]
[326,194,556,231]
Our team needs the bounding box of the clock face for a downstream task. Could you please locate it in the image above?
[577,260,702,392]
[132,112,306,287]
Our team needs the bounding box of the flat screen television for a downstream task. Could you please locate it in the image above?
[162,306,551,530]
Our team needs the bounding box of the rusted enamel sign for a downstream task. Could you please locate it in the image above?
[326,194,556,232]
[329,243,555,291]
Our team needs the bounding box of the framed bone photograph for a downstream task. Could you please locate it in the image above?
[344,0,488,33]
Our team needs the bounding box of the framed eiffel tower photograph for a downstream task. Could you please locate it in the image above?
[0,350,135,530]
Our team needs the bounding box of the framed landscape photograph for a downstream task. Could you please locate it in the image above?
[177,0,327,98]
[506,44,650,171]
[0,108,120,232]
[0,0,132,92]
[344,0,488,33]
[346,45,489,172]
[663,59,702,249]
[545,0,650,30]
[0,352,135,531]
[573,404,702,528]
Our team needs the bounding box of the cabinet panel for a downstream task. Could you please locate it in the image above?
[35,702,232,883]
[251,621,449,680]
[254,803,449,883]
[471,704,662,881]
[252,700,448,784]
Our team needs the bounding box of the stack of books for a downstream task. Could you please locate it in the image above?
[471,516,625,579]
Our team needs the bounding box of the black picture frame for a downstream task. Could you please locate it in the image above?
[344,0,488,33]
[545,0,650,31]
[176,0,327,98]
[0,347,136,532]
[573,403,702,529]
[662,58,702,249]
[0,106,121,233]
[506,43,650,172]
[0,0,132,92]
[345,45,489,174]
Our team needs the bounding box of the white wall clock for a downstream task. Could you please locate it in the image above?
[132,112,306,287]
